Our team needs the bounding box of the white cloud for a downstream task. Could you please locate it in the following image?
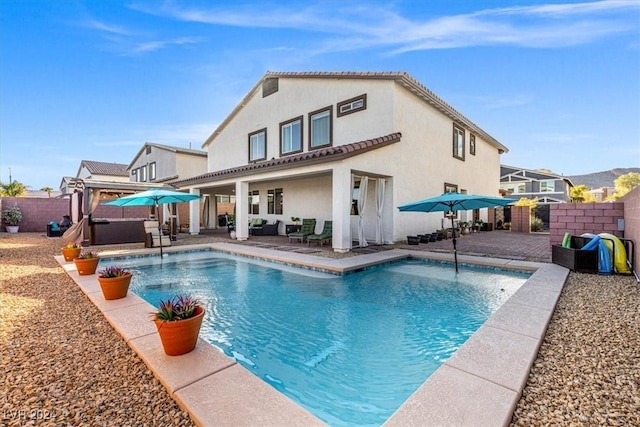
[130,1,640,55]
[133,37,205,53]
[81,19,133,36]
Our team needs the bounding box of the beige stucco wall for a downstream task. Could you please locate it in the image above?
[208,79,396,173]
[176,153,207,181]
[130,147,176,182]
[129,147,206,183]
[200,76,505,245]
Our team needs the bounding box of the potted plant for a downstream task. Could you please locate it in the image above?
[73,251,99,275]
[291,216,300,225]
[61,242,82,262]
[152,295,205,356]
[97,266,132,300]
[460,221,470,235]
[2,205,23,233]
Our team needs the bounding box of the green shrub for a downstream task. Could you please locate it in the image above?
[531,217,544,232]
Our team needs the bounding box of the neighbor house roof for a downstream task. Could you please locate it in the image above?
[176,132,402,187]
[127,142,207,170]
[77,160,129,177]
[202,71,508,154]
[501,164,574,187]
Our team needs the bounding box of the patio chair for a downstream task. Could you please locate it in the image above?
[144,221,172,248]
[288,218,316,243]
[307,221,332,247]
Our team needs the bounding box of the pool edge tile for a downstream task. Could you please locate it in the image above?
[128,334,237,394]
[383,364,519,427]
[444,325,541,393]
[173,364,326,427]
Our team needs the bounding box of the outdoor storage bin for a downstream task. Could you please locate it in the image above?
[551,236,598,273]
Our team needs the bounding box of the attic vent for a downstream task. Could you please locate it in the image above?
[146,146,152,154]
[262,78,279,97]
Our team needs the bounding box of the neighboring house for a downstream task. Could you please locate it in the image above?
[500,165,574,228]
[60,160,129,195]
[587,187,616,202]
[500,165,574,203]
[127,142,208,228]
[174,71,509,252]
[127,142,207,184]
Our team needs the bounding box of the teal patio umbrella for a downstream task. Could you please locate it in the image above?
[398,192,512,272]
[103,189,201,257]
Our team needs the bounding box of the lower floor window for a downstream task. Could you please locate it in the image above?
[268,188,283,214]
[249,190,260,215]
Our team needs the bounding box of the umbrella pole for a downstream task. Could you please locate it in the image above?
[451,215,458,273]
[156,202,163,258]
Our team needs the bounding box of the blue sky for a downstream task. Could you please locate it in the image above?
[1,0,639,190]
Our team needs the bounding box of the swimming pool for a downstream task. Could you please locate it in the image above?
[104,251,530,426]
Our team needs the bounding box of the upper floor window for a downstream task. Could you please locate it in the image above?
[540,180,555,192]
[146,145,152,154]
[503,183,526,194]
[280,116,303,156]
[470,134,476,156]
[309,106,332,149]
[337,94,367,117]
[149,162,156,181]
[140,165,147,182]
[444,182,458,193]
[248,128,267,162]
[453,124,465,161]
[131,169,138,182]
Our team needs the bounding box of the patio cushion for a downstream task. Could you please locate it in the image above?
[249,218,264,227]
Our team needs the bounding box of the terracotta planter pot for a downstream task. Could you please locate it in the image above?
[61,247,82,262]
[97,273,132,300]
[154,306,205,356]
[74,257,99,275]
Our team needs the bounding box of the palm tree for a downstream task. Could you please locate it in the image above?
[0,181,27,197]
[40,186,54,198]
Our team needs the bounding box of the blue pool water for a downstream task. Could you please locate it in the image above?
[104,251,530,426]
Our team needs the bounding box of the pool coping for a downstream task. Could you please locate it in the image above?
[56,244,569,427]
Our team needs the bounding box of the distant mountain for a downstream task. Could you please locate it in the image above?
[567,168,640,189]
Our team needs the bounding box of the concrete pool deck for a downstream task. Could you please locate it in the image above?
[56,243,569,426]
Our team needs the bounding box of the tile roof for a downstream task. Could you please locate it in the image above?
[174,132,401,187]
[81,160,129,177]
[202,71,507,154]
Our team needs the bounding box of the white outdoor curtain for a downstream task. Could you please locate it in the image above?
[63,188,101,243]
[375,178,385,245]
[357,176,369,247]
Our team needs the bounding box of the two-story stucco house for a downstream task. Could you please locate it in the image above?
[127,142,208,229]
[127,142,207,185]
[60,160,130,195]
[500,165,574,229]
[500,165,573,204]
[175,71,509,252]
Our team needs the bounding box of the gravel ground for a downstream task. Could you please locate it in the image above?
[2,233,639,426]
[510,272,640,426]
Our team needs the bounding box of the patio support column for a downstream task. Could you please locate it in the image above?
[189,188,200,235]
[235,181,249,241]
[332,167,352,252]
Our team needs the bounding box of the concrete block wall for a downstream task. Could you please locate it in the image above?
[510,206,531,233]
[1,197,149,233]
[549,202,625,245]
[1,197,70,232]
[621,186,640,273]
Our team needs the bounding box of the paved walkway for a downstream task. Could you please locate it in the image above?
[188,229,552,263]
[396,230,552,263]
